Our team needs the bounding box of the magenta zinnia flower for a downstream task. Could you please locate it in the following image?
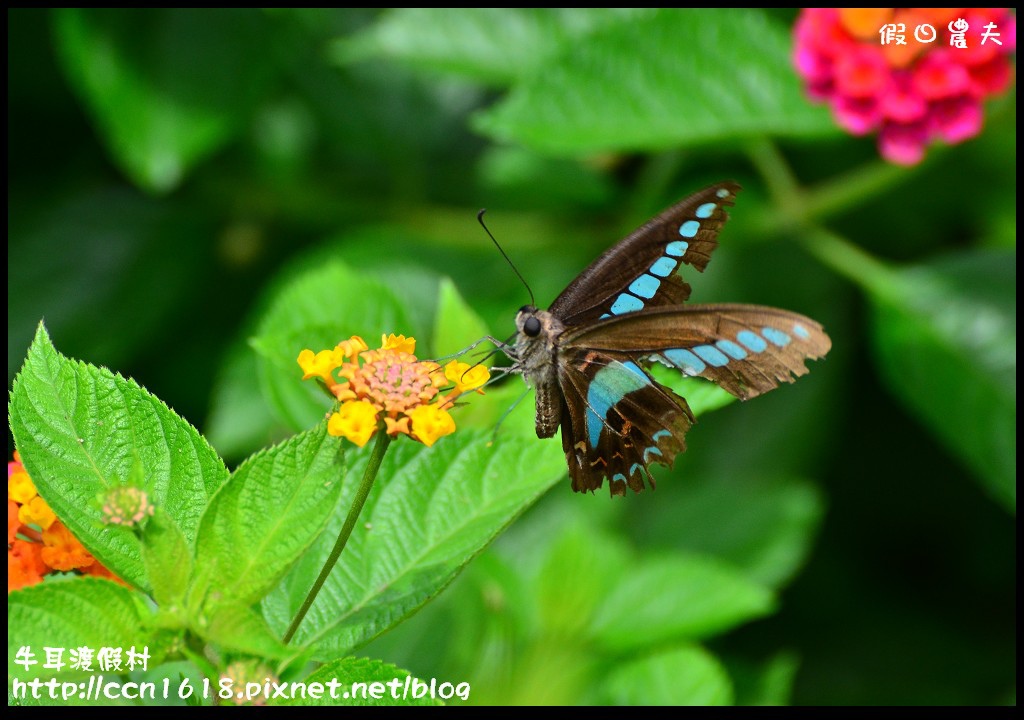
[794,8,1016,165]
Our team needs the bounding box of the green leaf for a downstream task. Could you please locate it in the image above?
[8,579,152,681]
[280,657,445,706]
[868,251,1015,512]
[337,8,655,85]
[432,277,491,358]
[599,644,734,705]
[52,9,276,192]
[534,520,631,637]
[140,508,193,611]
[263,428,565,658]
[729,651,800,706]
[642,474,825,589]
[474,8,837,154]
[204,604,292,661]
[251,261,413,431]
[191,424,345,611]
[9,324,228,586]
[589,554,775,653]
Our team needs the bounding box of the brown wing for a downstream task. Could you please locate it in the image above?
[563,304,832,400]
[549,182,740,325]
[556,349,694,496]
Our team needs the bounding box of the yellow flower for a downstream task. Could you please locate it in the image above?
[407,404,456,447]
[304,333,487,449]
[328,400,379,447]
[18,495,56,531]
[8,465,36,505]
[380,333,416,355]
[297,347,345,384]
[444,361,490,394]
[338,335,368,361]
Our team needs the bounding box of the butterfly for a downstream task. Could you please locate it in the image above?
[508,182,831,496]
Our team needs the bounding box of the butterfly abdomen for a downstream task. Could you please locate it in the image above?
[513,306,568,440]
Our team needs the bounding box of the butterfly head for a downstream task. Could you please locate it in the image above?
[513,305,565,371]
[515,305,564,341]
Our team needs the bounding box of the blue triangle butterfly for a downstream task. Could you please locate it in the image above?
[508,182,831,496]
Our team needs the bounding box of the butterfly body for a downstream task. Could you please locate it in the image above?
[509,182,831,496]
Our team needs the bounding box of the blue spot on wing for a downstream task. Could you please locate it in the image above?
[716,339,748,360]
[679,220,700,238]
[695,202,716,218]
[666,240,689,257]
[610,293,644,315]
[761,327,792,347]
[737,329,767,353]
[649,256,676,278]
[693,344,729,367]
[585,361,651,447]
[622,361,647,379]
[664,348,705,375]
[628,274,660,299]
[793,323,810,339]
[716,188,730,198]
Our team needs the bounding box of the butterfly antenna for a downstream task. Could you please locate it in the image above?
[478,209,535,308]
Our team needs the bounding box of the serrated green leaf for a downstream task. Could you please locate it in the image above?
[589,554,775,652]
[336,8,655,85]
[140,508,192,611]
[263,428,565,658]
[9,324,228,586]
[280,657,445,706]
[8,579,152,681]
[251,262,413,431]
[52,9,276,192]
[599,644,734,705]
[432,277,491,358]
[868,250,1015,512]
[191,424,344,611]
[474,8,837,154]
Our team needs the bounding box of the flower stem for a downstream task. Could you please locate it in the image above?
[283,428,392,645]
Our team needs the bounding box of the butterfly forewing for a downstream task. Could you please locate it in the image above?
[549,182,741,325]
[565,304,833,401]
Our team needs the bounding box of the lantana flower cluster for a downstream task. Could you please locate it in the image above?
[298,334,489,448]
[8,452,129,592]
[794,8,1016,165]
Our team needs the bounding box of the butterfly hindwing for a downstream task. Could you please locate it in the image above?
[549,182,741,325]
[564,304,832,401]
[557,349,693,496]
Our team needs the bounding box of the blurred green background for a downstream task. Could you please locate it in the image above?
[8,8,1015,705]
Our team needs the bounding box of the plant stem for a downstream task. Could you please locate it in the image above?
[283,429,392,645]
[744,138,902,298]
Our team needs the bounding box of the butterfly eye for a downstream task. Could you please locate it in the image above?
[523,316,542,337]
